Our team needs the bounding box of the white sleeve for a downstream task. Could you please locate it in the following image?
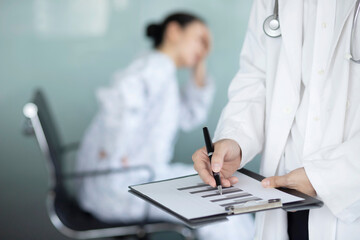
[303,132,360,223]
[213,0,267,168]
[179,76,215,131]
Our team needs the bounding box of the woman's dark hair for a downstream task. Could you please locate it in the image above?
[146,12,205,48]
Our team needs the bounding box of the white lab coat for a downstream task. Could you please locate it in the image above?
[75,52,255,240]
[213,0,360,239]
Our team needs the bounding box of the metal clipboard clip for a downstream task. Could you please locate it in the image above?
[225,198,283,215]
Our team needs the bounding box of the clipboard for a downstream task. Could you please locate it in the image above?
[129,168,323,228]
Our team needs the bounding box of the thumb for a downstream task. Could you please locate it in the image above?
[262,175,288,188]
[211,147,226,173]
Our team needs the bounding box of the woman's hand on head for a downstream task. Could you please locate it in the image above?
[193,60,206,87]
[201,27,212,57]
[193,28,212,87]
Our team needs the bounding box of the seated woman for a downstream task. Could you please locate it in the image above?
[76,12,254,240]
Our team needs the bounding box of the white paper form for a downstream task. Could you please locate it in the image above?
[130,171,304,220]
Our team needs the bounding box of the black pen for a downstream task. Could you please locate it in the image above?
[202,127,223,195]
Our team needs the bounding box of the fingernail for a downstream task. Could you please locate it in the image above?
[213,163,221,172]
[262,179,270,187]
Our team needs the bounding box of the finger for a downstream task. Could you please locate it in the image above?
[197,167,216,187]
[193,160,216,187]
[221,178,232,188]
[202,31,209,50]
[205,28,212,52]
[219,173,238,188]
[211,147,227,173]
[192,149,210,172]
[228,176,239,185]
[200,33,210,58]
[192,147,207,163]
[262,175,288,188]
[220,177,239,188]
[192,147,216,187]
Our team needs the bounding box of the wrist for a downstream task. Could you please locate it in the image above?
[193,62,206,87]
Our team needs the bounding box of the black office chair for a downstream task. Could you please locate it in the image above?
[22,89,195,239]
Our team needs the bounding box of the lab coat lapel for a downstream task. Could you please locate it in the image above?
[327,0,357,68]
[262,0,303,177]
[278,0,303,96]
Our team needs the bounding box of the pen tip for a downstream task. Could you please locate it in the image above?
[218,186,223,195]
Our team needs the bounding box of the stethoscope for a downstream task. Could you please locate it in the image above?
[263,0,360,63]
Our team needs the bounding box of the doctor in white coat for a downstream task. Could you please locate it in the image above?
[192,0,360,239]
[76,12,255,240]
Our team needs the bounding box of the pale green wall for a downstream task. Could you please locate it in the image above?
[0,0,258,239]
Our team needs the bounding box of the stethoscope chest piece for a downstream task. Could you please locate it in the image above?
[263,15,281,38]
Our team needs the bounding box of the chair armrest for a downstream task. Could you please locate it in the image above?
[62,165,155,182]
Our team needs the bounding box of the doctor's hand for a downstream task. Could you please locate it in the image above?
[261,167,317,197]
[192,139,242,188]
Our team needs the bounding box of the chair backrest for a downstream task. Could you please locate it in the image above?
[23,89,65,190]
